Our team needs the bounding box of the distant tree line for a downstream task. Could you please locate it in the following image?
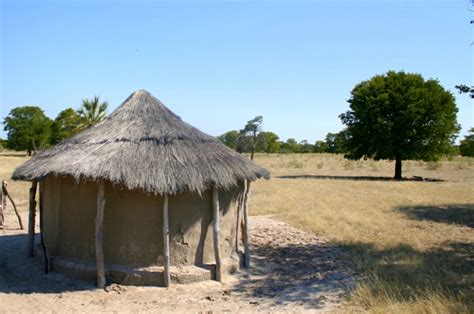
[2,96,108,155]
[218,126,349,155]
[218,71,472,179]
[1,71,473,178]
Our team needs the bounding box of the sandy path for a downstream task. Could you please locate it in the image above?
[0,212,354,312]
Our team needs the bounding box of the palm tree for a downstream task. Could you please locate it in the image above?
[77,96,108,130]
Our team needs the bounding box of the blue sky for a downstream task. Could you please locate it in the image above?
[1,0,472,143]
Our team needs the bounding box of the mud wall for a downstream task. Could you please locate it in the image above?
[42,175,241,268]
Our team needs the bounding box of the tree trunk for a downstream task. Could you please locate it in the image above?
[394,158,403,180]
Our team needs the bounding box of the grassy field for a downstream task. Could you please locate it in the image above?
[252,154,474,313]
[1,153,473,312]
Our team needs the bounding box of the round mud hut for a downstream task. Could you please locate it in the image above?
[12,90,269,287]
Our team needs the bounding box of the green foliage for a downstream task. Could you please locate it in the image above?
[340,71,460,178]
[455,84,474,99]
[77,96,108,130]
[50,108,81,144]
[324,131,348,154]
[243,116,263,159]
[299,140,314,153]
[256,131,280,153]
[218,130,240,149]
[459,128,474,157]
[313,140,327,153]
[3,106,52,155]
[280,138,300,153]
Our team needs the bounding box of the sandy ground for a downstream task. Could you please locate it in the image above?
[0,211,354,313]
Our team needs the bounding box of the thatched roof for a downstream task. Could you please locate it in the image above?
[12,90,269,194]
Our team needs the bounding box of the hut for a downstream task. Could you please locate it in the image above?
[12,90,269,287]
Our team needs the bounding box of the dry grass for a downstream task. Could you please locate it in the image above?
[251,153,474,313]
[1,153,473,312]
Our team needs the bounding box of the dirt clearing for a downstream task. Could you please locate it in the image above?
[0,212,354,312]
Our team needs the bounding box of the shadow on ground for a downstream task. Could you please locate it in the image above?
[335,240,474,309]
[276,175,443,182]
[231,217,355,309]
[398,204,474,228]
[233,242,354,309]
[0,233,96,294]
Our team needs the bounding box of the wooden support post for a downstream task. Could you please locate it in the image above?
[38,180,51,273]
[242,181,251,268]
[3,181,24,230]
[0,183,4,229]
[235,190,242,253]
[27,180,37,257]
[95,181,106,289]
[212,187,222,282]
[163,194,170,287]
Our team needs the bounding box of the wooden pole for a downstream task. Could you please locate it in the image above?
[242,181,251,268]
[27,180,37,257]
[38,180,50,273]
[3,181,24,230]
[212,187,222,282]
[162,194,170,287]
[235,190,242,253]
[95,181,106,289]
[0,183,4,229]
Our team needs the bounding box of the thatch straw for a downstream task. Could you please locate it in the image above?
[12,90,270,194]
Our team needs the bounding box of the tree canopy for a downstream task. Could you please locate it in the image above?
[3,106,52,155]
[340,71,460,179]
[459,128,474,157]
[50,108,81,145]
[241,116,263,160]
[77,96,108,130]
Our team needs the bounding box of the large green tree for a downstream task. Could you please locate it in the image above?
[77,96,108,130]
[3,106,52,155]
[340,71,460,179]
[459,128,474,157]
[50,108,81,144]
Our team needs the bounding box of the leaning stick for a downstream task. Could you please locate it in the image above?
[2,181,24,230]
